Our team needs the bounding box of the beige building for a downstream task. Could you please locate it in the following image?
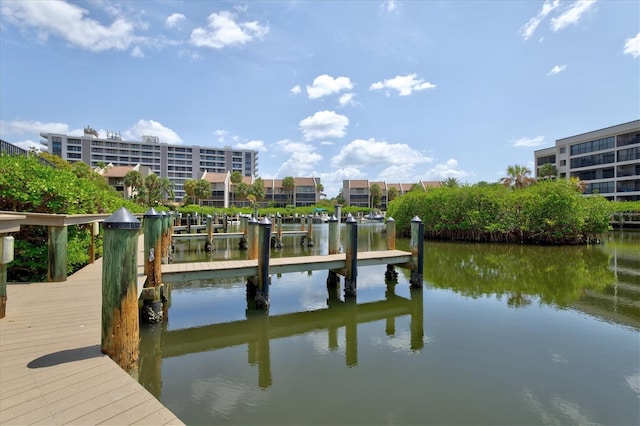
[96,163,153,198]
[342,180,441,209]
[534,120,640,201]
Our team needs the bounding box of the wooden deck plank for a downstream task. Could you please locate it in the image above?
[0,246,184,425]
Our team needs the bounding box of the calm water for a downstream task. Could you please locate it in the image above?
[139,223,640,426]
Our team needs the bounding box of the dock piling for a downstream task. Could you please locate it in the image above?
[409,216,424,288]
[327,215,340,288]
[344,215,358,297]
[255,217,272,310]
[142,208,163,323]
[101,207,140,374]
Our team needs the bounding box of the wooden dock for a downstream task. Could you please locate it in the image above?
[0,252,183,425]
[161,249,412,282]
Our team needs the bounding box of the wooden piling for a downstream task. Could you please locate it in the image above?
[274,213,283,248]
[386,217,396,250]
[205,214,214,252]
[409,215,424,288]
[344,215,358,297]
[161,212,170,262]
[255,217,272,310]
[327,215,340,288]
[247,217,259,260]
[0,236,13,319]
[143,208,163,323]
[47,225,68,282]
[186,214,191,234]
[101,207,141,374]
[305,214,314,246]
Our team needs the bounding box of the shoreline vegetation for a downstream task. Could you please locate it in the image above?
[1,153,639,281]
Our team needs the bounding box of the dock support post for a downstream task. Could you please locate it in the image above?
[143,208,163,323]
[88,221,98,264]
[186,214,191,234]
[48,225,68,282]
[239,216,249,250]
[344,215,358,298]
[326,215,340,288]
[273,213,283,248]
[102,207,140,374]
[0,236,14,319]
[248,217,259,260]
[334,204,342,224]
[223,214,228,233]
[305,214,314,246]
[169,212,175,259]
[255,217,272,310]
[160,212,168,262]
[205,214,215,252]
[409,216,424,288]
[385,217,398,282]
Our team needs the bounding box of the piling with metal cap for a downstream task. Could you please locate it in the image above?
[255,217,272,310]
[344,215,358,297]
[247,217,259,260]
[306,214,314,246]
[386,217,396,250]
[409,215,424,288]
[326,215,340,288]
[274,213,283,248]
[101,207,141,373]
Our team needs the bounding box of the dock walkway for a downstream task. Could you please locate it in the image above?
[0,254,183,425]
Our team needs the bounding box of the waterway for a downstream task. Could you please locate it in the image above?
[139,223,640,425]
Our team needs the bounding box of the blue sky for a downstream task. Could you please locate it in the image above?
[1,0,638,197]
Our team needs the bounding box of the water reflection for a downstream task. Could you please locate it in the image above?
[140,282,424,393]
[142,228,639,425]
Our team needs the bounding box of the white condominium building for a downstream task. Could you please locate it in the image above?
[534,120,640,201]
[40,126,258,201]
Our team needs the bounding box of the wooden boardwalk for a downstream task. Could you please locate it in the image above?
[0,252,183,425]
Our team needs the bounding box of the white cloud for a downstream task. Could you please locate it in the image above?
[512,136,545,147]
[421,159,469,181]
[274,139,322,177]
[299,111,349,141]
[338,93,356,107]
[306,74,353,99]
[369,73,436,96]
[190,11,268,49]
[8,139,47,152]
[291,85,302,95]
[520,0,560,40]
[383,1,399,13]
[546,64,566,75]
[130,45,144,58]
[0,0,142,53]
[0,119,70,135]
[166,13,186,29]
[331,138,432,169]
[235,139,267,152]
[122,119,183,144]
[551,0,597,32]
[317,167,367,198]
[624,32,640,58]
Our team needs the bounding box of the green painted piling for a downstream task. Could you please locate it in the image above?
[344,215,358,297]
[409,215,424,288]
[47,225,68,282]
[101,207,141,374]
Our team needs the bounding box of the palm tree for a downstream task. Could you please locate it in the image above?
[160,177,174,202]
[144,174,162,205]
[230,171,242,205]
[282,176,295,206]
[388,187,398,203]
[369,183,382,208]
[194,179,212,205]
[316,182,324,200]
[236,182,249,205]
[124,170,143,199]
[183,179,197,204]
[441,177,460,188]
[538,163,558,180]
[501,164,536,189]
[569,176,587,193]
[251,177,265,205]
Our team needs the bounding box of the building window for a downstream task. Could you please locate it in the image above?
[570,152,615,168]
[570,136,615,155]
[618,147,640,162]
